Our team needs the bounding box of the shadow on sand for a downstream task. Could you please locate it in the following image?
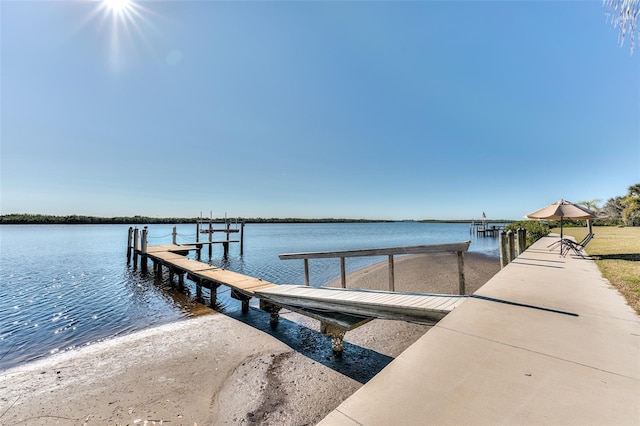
[226,307,393,384]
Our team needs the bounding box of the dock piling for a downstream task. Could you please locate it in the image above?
[127,227,133,263]
[133,227,139,268]
[517,228,527,254]
[209,283,220,307]
[507,230,516,262]
[240,221,245,255]
[208,221,213,259]
[499,231,508,268]
[141,226,149,273]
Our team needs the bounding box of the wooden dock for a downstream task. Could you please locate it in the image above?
[256,286,466,323]
[128,229,471,352]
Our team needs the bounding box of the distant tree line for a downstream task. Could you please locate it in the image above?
[0,214,394,225]
[0,214,200,225]
[0,214,515,225]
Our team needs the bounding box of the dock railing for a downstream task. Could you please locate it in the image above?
[279,241,471,295]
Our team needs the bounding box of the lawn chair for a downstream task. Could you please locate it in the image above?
[562,233,594,257]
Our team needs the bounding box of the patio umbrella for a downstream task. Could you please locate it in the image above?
[526,199,598,241]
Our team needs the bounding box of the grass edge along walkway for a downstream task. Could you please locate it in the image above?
[555,226,640,315]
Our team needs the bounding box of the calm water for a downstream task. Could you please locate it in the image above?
[0,222,500,370]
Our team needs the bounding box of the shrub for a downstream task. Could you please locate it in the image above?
[505,220,549,247]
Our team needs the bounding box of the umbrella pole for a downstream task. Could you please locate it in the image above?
[560,218,564,254]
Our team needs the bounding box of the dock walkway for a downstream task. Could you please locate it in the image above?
[319,235,640,425]
[139,242,469,351]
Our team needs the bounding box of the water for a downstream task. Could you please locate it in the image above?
[0,222,500,371]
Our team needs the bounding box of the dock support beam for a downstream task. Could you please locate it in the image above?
[231,290,251,313]
[177,271,185,291]
[260,300,282,326]
[457,251,466,295]
[388,255,395,292]
[304,259,310,287]
[321,323,346,353]
[189,274,203,301]
[209,283,220,307]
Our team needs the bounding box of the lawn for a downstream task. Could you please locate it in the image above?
[555,226,640,315]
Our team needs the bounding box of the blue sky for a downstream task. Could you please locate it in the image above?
[1,0,638,220]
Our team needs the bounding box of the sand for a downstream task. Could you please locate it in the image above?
[0,252,499,426]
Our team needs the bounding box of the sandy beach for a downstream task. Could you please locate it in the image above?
[0,252,499,426]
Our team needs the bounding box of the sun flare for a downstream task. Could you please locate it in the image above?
[78,0,154,71]
[104,0,133,14]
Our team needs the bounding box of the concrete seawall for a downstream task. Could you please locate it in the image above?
[319,235,640,425]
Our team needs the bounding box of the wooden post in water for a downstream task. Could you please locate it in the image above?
[340,257,346,288]
[127,227,133,264]
[240,221,245,255]
[388,255,395,292]
[177,272,185,291]
[208,220,213,259]
[457,251,466,295]
[196,222,200,243]
[141,226,148,273]
[194,276,202,302]
[172,226,177,245]
[209,283,220,307]
[133,227,139,268]
[499,231,508,268]
[507,230,516,262]
[223,220,230,258]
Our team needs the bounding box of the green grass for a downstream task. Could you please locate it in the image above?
[555,226,640,314]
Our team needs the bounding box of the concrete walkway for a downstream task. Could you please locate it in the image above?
[319,236,640,425]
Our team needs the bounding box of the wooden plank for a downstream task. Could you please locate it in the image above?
[163,257,217,273]
[149,252,191,261]
[146,244,189,254]
[192,269,278,294]
[279,241,470,260]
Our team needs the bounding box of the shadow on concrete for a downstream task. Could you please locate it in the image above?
[226,308,394,384]
[510,260,565,269]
